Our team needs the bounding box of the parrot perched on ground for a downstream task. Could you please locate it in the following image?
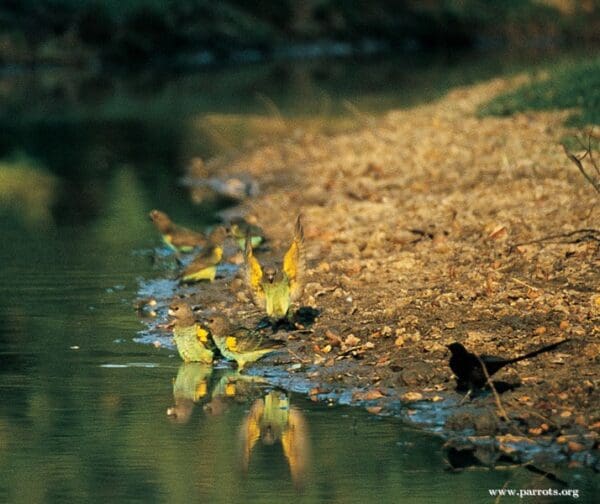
[168,300,214,363]
[244,215,305,320]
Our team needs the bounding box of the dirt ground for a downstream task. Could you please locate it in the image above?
[145,75,600,471]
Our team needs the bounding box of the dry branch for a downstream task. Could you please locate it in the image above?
[563,130,600,194]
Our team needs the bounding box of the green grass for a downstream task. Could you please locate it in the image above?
[479,55,600,127]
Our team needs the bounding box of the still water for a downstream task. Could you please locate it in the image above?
[1,52,597,502]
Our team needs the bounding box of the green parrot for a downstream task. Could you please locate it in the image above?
[149,209,207,252]
[244,215,305,320]
[228,217,265,251]
[179,226,228,283]
[168,300,214,363]
[206,316,285,371]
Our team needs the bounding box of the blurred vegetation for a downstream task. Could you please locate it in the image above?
[1,49,596,225]
[479,54,600,126]
[0,0,598,67]
[0,154,59,228]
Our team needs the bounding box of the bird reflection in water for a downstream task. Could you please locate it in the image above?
[239,390,310,490]
[203,372,268,417]
[166,363,213,423]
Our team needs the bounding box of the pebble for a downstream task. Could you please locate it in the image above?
[401,391,423,402]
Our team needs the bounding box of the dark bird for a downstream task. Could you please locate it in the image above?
[447,339,569,393]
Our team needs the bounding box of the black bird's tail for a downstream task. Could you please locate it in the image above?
[506,339,569,365]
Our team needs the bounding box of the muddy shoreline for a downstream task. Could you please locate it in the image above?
[138,76,600,473]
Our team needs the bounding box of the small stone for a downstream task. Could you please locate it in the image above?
[230,278,244,290]
[344,334,360,347]
[589,421,600,430]
[592,294,600,313]
[407,331,421,343]
[235,292,249,303]
[325,330,342,347]
[316,262,330,272]
[381,326,393,337]
[313,354,325,365]
[401,391,423,402]
[567,441,585,453]
[399,362,435,386]
[474,410,498,435]
[354,389,385,401]
[488,225,507,240]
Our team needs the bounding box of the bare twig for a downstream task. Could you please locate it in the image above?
[255,93,286,128]
[287,348,311,364]
[510,277,540,291]
[494,477,512,504]
[336,344,366,358]
[474,353,509,421]
[510,228,600,251]
[563,141,600,194]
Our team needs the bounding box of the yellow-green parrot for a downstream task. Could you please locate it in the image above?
[168,300,213,363]
[149,209,207,252]
[244,215,305,320]
[228,217,265,251]
[179,226,228,283]
[206,316,284,371]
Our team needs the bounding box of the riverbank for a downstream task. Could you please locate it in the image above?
[144,74,599,472]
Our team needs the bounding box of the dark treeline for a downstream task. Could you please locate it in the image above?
[1,1,599,67]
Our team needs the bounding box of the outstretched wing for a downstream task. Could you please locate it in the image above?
[244,238,265,307]
[239,398,264,473]
[283,215,306,302]
[282,408,310,489]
